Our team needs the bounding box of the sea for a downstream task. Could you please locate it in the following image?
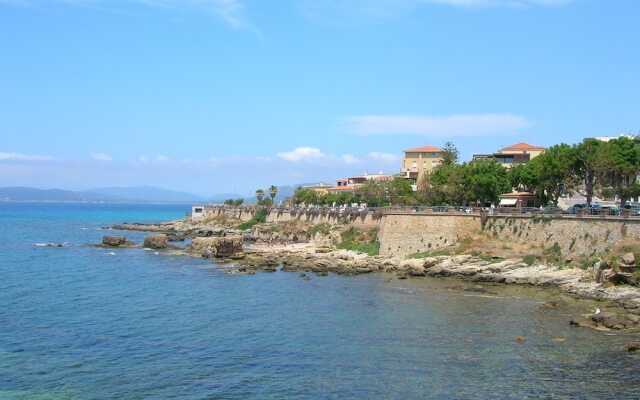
[1,201,640,399]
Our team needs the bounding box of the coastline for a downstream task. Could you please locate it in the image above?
[106,218,640,335]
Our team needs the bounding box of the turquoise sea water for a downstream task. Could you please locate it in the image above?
[1,202,640,399]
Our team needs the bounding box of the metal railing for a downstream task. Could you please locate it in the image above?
[195,204,640,220]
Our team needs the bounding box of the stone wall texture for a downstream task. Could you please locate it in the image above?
[378,214,640,258]
[378,214,481,256]
[483,216,640,259]
[201,208,381,228]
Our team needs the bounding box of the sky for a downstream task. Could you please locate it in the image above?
[0,0,638,196]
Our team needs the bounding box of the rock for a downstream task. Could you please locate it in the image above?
[467,285,486,293]
[514,336,526,344]
[540,298,567,309]
[190,236,244,259]
[165,233,185,242]
[143,234,168,249]
[591,312,627,329]
[570,317,597,329]
[622,342,640,352]
[102,235,127,247]
[423,257,438,268]
[591,262,603,282]
[622,252,635,266]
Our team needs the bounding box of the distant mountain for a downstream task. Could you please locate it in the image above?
[0,187,121,202]
[0,186,203,203]
[0,183,317,204]
[89,186,204,203]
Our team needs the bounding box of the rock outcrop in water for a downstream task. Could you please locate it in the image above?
[101,235,135,247]
[144,234,168,249]
[189,236,244,259]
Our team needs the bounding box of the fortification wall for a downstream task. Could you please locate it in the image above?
[483,216,640,259]
[201,207,381,227]
[378,213,640,258]
[378,214,480,256]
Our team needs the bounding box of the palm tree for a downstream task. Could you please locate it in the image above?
[269,185,278,203]
[256,189,265,203]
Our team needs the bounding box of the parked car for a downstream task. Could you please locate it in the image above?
[623,204,640,216]
[564,204,585,214]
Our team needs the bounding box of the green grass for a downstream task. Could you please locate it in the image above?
[407,251,431,259]
[336,227,380,256]
[237,208,268,230]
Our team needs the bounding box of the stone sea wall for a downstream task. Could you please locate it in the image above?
[201,207,381,227]
[378,213,640,258]
[483,216,640,259]
[378,214,480,256]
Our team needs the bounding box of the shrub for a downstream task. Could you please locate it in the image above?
[237,208,268,230]
[523,254,537,266]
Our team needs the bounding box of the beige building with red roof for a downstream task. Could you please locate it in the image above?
[401,145,443,186]
[473,142,546,168]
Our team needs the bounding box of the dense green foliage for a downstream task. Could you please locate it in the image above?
[419,158,510,205]
[223,198,244,206]
[270,138,640,209]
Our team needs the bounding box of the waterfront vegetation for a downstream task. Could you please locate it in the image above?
[336,227,380,256]
[289,137,640,208]
[237,208,267,230]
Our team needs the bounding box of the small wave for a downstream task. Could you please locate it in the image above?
[106,252,116,256]
[34,243,47,247]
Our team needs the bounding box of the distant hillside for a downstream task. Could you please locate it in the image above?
[0,183,316,204]
[0,187,121,202]
[0,186,203,203]
[89,186,204,203]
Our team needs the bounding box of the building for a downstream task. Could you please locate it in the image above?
[326,172,393,194]
[499,191,540,208]
[473,142,545,168]
[401,145,443,186]
[303,182,334,195]
[594,133,636,142]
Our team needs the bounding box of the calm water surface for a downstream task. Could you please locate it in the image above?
[1,202,640,399]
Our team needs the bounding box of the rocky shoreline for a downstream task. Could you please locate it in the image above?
[106,220,640,339]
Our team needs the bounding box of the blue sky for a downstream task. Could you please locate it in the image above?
[0,0,638,196]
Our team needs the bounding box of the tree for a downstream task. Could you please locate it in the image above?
[255,189,265,203]
[575,139,605,209]
[292,188,318,206]
[441,141,460,166]
[465,159,511,205]
[508,162,538,193]
[419,163,467,205]
[600,137,640,200]
[532,143,580,206]
[268,185,278,203]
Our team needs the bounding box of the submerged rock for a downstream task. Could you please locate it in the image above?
[622,342,640,352]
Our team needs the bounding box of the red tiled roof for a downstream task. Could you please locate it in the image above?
[403,145,442,153]
[501,142,545,151]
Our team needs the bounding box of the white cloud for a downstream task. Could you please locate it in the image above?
[0,0,252,29]
[0,152,55,161]
[91,152,112,161]
[368,151,399,164]
[277,147,325,162]
[345,113,531,137]
[155,154,170,162]
[139,155,148,163]
[342,154,360,164]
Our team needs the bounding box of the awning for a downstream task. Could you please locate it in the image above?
[499,198,518,206]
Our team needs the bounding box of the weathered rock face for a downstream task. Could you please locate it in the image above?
[190,236,244,259]
[144,234,168,249]
[102,235,127,247]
